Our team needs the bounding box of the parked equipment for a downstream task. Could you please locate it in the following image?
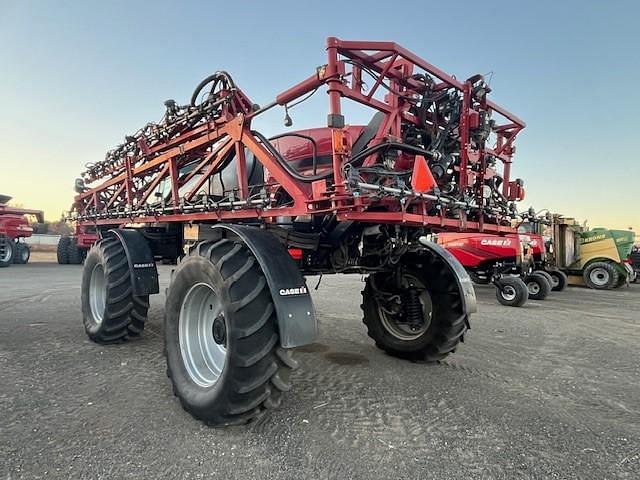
[68,38,526,425]
[519,214,636,289]
[0,194,44,267]
[437,232,551,306]
[56,226,99,265]
[516,231,567,291]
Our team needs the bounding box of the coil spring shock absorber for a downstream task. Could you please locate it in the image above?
[403,287,423,329]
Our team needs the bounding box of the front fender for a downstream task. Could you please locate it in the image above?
[419,237,477,315]
[211,224,318,348]
[107,229,159,296]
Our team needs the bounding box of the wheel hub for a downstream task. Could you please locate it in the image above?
[212,314,226,345]
[527,281,540,295]
[590,268,609,286]
[374,274,433,341]
[501,285,517,301]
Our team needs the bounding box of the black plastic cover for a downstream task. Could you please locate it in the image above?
[211,224,318,348]
[107,229,160,296]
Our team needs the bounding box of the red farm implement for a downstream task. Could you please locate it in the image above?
[68,38,526,425]
[437,232,554,307]
[0,194,44,267]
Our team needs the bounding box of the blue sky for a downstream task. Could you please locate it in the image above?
[0,0,638,231]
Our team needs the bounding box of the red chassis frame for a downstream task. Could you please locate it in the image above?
[73,38,526,235]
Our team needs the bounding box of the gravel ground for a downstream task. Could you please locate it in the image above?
[1,258,639,479]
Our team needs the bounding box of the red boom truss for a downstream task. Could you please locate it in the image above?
[72,38,525,234]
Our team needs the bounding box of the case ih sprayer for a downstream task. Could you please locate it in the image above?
[69,38,525,425]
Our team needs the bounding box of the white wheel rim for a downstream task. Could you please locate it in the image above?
[527,281,540,295]
[590,268,609,287]
[0,239,12,263]
[179,283,227,388]
[551,275,559,287]
[89,264,107,326]
[501,285,517,301]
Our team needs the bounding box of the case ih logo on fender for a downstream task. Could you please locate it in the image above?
[480,239,512,246]
[279,286,308,296]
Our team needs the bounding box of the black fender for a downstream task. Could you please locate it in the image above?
[211,224,318,348]
[106,229,159,296]
[418,237,477,315]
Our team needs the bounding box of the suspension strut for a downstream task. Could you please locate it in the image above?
[403,287,423,329]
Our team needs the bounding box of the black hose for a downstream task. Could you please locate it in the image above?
[190,71,236,107]
[268,132,319,175]
[251,130,333,182]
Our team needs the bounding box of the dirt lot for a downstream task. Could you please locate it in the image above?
[1,257,639,479]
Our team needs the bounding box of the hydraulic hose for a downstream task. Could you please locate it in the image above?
[190,71,236,107]
[251,130,333,183]
[268,132,319,175]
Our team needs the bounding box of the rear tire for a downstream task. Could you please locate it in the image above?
[583,261,618,290]
[13,242,30,264]
[361,262,468,362]
[0,237,14,268]
[81,236,149,343]
[547,269,568,291]
[165,239,297,426]
[67,238,86,264]
[524,272,551,300]
[57,237,70,264]
[495,276,528,307]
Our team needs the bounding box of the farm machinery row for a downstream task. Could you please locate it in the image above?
[63,38,530,425]
[0,194,44,267]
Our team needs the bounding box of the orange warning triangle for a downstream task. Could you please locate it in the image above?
[411,155,436,193]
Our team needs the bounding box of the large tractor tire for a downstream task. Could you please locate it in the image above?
[524,272,551,300]
[57,237,70,264]
[547,269,568,292]
[495,276,528,307]
[81,237,149,343]
[13,242,31,264]
[0,237,14,268]
[361,264,468,362]
[583,261,618,290]
[67,238,86,264]
[165,239,297,426]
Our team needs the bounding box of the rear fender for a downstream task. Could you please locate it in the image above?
[211,224,318,348]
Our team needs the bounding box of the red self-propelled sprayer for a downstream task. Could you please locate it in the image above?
[67,38,526,425]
